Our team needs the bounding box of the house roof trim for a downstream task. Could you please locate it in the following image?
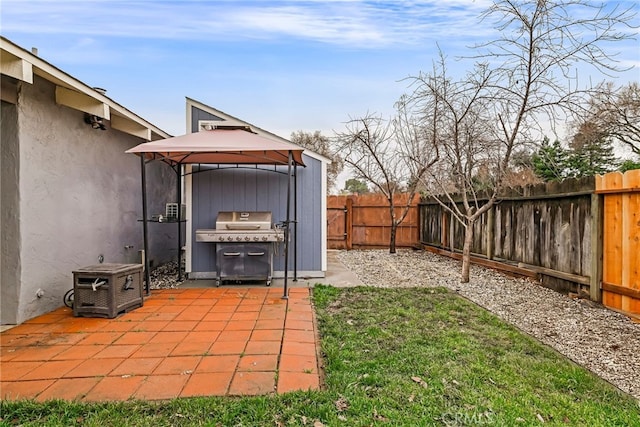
[0,36,171,141]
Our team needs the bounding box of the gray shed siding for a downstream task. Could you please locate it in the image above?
[191,106,223,131]
[187,104,324,276]
[190,153,323,274]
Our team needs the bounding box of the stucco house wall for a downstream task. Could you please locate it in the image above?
[1,100,21,324]
[1,39,176,325]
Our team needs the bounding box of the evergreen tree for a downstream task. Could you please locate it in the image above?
[619,159,640,172]
[344,179,369,194]
[566,121,618,177]
[532,137,567,181]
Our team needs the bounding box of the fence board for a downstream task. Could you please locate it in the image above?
[596,170,640,317]
[601,173,625,310]
[420,178,595,295]
[327,197,348,248]
[327,207,346,241]
[327,194,419,249]
[623,172,640,315]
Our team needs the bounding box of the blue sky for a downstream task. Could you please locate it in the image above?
[2,0,639,140]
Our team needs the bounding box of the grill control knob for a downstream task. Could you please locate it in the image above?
[262,236,268,241]
[244,236,250,241]
[253,236,259,241]
[227,236,233,241]
[219,236,225,241]
[236,236,242,241]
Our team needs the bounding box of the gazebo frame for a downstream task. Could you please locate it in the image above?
[127,128,305,299]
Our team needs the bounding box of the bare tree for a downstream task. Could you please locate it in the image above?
[334,103,438,253]
[408,56,495,281]
[290,130,344,192]
[577,82,640,156]
[409,0,636,282]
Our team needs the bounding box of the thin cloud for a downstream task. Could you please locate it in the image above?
[1,0,491,48]
[226,5,386,45]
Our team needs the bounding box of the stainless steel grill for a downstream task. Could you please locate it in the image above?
[195,211,284,243]
[195,211,283,286]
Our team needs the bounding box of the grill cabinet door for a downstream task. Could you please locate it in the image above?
[217,244,245,278]
[243,244,270,276]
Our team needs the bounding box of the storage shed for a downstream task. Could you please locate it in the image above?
[185,99,329,280]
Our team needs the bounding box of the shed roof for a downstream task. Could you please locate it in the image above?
[126,128,305,166]
[187,98,331,165]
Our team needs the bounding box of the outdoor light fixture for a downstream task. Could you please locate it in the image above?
[84,113,106,130]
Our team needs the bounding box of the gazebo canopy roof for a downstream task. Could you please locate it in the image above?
[126,128,305,167]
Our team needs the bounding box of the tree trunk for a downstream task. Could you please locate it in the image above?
[461,221,474,283]
[389,222,397,254]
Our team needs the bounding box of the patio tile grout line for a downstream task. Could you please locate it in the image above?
[275,293,291,393]
[223,297,247,397]
[309,289,324,390]
[134,291,224,399]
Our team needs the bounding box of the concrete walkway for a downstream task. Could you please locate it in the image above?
[288,249,365,288]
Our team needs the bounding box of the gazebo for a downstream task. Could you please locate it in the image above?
[126,127,305,298]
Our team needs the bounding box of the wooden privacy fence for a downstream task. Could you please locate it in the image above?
[419,171,640,318]
[596,170,640,316]
[421,177,596,295]
[327,193,420,249]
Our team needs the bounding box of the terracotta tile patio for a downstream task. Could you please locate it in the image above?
[0,287,321,402]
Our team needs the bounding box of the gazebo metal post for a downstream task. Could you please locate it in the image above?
[282,151,293,299]
[293,163,298,281]
[140,155,151,295]
[176,164,183,281]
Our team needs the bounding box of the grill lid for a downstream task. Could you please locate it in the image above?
[216,211,272,230]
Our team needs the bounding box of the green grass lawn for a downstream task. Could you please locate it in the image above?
[2,286,639,426]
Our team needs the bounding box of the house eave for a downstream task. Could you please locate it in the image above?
[1,36,169,141]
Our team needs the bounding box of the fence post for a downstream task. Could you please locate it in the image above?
[346,197,353,250]
[449,209,455,253]
[486,205,494,260]
[590,191,603,302]
[441,208,448,248]
[417,203,422,246]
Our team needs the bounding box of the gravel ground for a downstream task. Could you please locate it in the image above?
[336,249,640,401]
[149,261,184,289]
